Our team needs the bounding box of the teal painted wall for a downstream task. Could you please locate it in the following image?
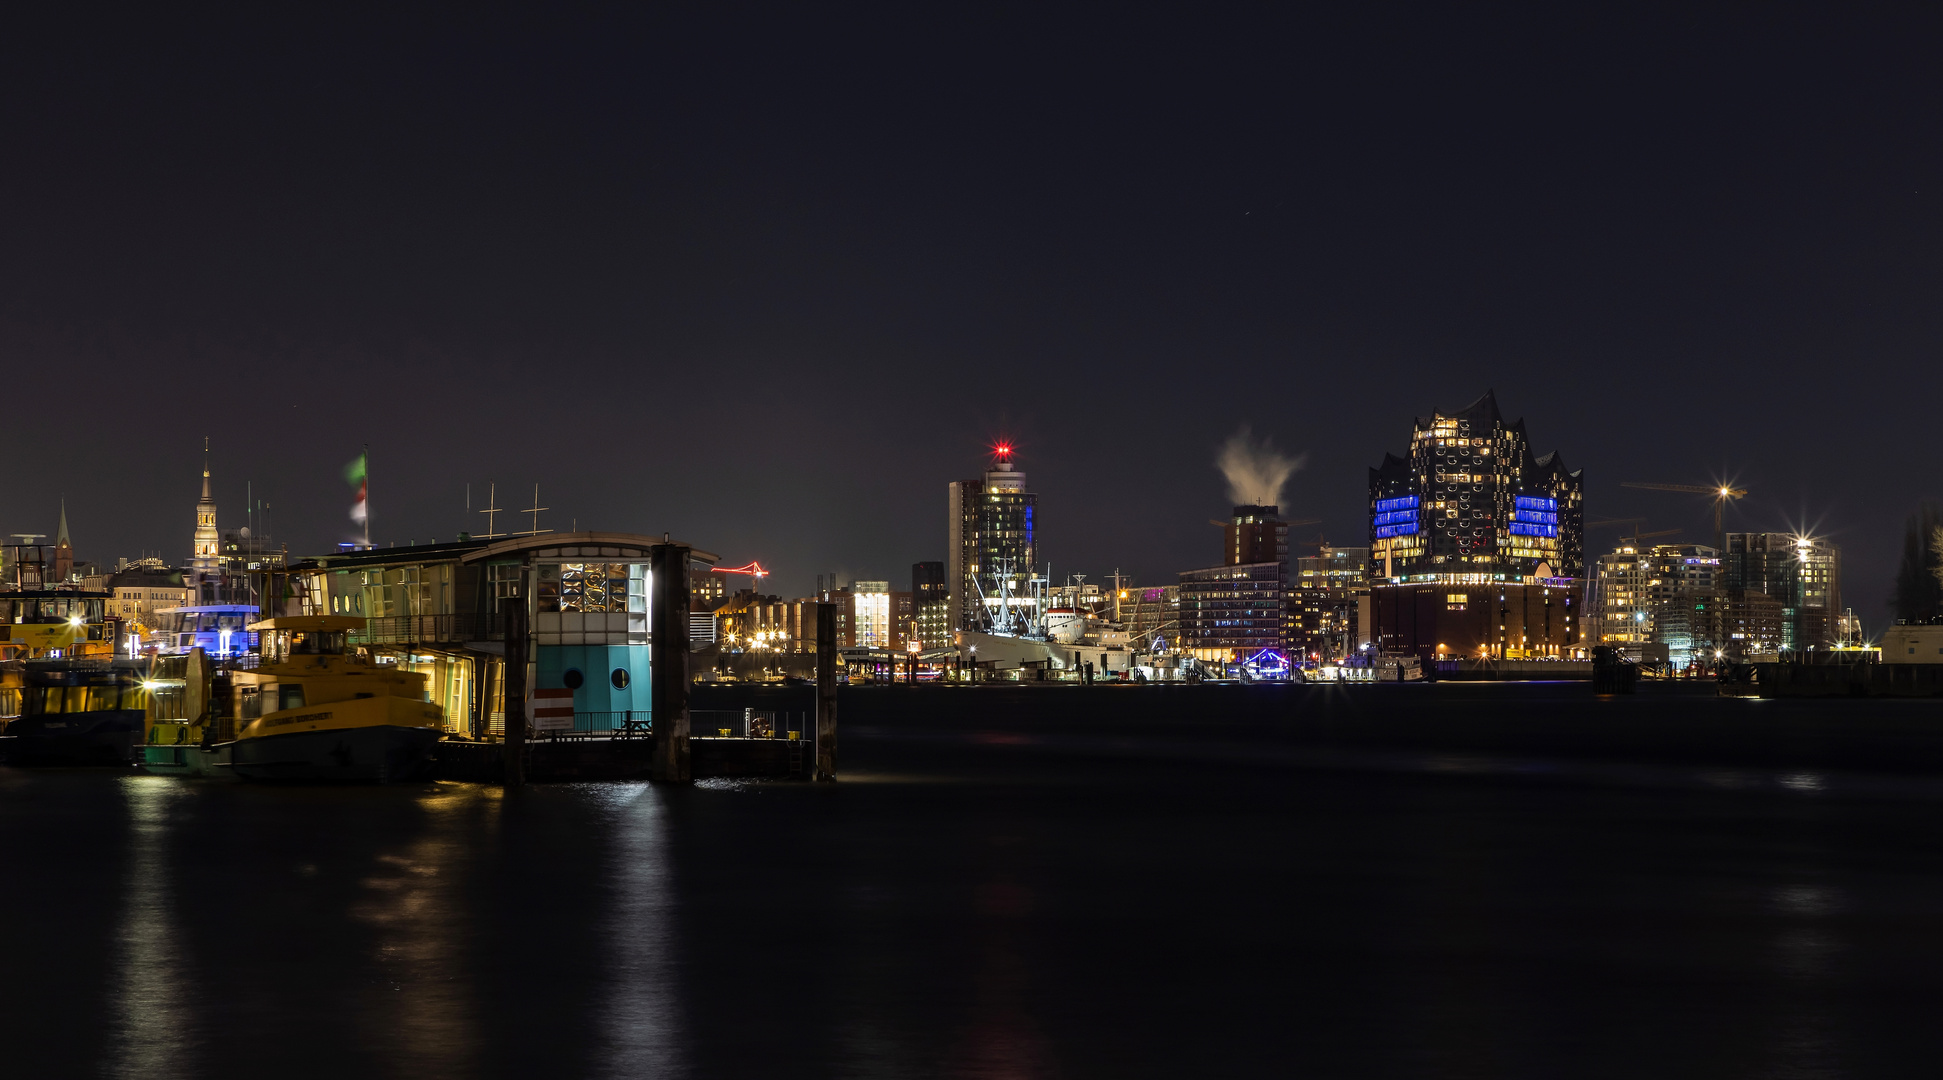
[535,644,651,715]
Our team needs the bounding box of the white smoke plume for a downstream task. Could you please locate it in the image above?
[1217,425,1305,508]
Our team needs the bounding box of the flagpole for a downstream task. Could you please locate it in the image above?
[362,443,370,548]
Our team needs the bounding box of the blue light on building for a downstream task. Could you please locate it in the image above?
[1510,495,1558,538]
[1373,495,1420,538]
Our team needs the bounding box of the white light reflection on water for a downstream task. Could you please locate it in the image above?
[348,785,494,1078]
[591,783,687,1078]
[109,776,195,1080]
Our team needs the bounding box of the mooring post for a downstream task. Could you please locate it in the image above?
[503,598,527,786]
[650,542,692,783]
[815,602,837,781]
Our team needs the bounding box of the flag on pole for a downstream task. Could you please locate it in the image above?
[346,451,368,523]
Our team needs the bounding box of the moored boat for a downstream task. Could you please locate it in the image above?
[2,659,149,765]
[139,648,233,778]
[225,616,444,782]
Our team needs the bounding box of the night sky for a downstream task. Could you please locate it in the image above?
[3,8,1939,628]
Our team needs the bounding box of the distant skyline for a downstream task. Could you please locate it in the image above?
[2,8,1940,629]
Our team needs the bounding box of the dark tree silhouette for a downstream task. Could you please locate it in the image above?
[1893,503,1943,623]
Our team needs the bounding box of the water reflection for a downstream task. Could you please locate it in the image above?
[110,776,194,1080]
[345,785,497,1078]
[948,839,1055,1079]
[592,783,686,1078]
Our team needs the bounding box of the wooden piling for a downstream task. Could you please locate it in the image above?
[815,602,837,781]
[651,542,692,783]
[503,599,527,786]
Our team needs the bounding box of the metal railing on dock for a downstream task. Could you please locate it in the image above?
[691,708,805,740]
[516,707,810,745]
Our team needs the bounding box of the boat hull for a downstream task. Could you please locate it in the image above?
[140,741,234,778]
[230,724,439,783]
[1,709,144,766]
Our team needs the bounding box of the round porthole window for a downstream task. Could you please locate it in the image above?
[611,668,630,689]
[562,668,584,689]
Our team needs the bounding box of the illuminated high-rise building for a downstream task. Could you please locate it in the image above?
[1367,390,1583,581]
[1364,392,1585,659]
[851,581,893,649]
[947,447,1037,633]
[1723,533,1841,651]
[1179,505,1291,663]
[912,561,950,649]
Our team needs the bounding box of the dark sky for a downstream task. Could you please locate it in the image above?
[3,7,1939,628]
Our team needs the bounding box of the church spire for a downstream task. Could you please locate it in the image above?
[192,438,220,575]
[53,499,73,582]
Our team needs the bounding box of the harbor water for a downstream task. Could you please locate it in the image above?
[8,682,1943,1077]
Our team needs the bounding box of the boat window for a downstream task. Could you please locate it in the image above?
[241,686,264,719]
[288,631,348,656]
[22,684,147,713]
[279,684,306,711]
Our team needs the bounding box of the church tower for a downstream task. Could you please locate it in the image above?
[192,438,220,575]
[53,500,73,582]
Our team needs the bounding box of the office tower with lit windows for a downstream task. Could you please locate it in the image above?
[1723,533,1841,651]
[851,581,894,649]
[1364,391,1585,659]
[1293,544,1369,661]
[947,448,1037,633]
[1178,505,1290,662]
[912,561,950,649]
[1592,540,1722,666]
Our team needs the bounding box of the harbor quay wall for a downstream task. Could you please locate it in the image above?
[1759,662,1943,699]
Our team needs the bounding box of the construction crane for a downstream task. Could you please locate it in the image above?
[1208,517,1322,529]
[1587,519,1680,539]
[1620,482,1747,550]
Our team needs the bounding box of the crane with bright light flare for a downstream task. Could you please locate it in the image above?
[1619,481,1748,550]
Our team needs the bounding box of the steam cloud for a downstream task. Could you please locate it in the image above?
[1217,425,1306,508]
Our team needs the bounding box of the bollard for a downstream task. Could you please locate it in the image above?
[503,598,527,786]
[650,543,692,782]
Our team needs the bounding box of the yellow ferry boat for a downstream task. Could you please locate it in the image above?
[222,616,445,782]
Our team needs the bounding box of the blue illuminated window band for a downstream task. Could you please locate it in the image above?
[1509,493,1559,537]
[1372,494,1420,538]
